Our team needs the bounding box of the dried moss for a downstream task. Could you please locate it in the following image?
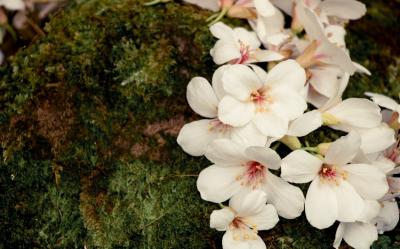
[0,0,399,248]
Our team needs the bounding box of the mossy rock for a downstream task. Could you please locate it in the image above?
[0,0,399,248]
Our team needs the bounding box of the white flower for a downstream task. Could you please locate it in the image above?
[210,22,284,65]
[281,132,389,229]
[210,190,279,249]
[197,138,305,219]
[177,66,267,156]
[0,0,25,10]
[333,200,380,249]
[294,4,356,74]
[217,60,307,138]
[271,0,366,23]
[372,200,399,234]
[366,92,400,123]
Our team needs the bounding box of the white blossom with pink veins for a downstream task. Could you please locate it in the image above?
[281,132,389,229]
[197,138,305,219]
[271,0,366,23]
[210,190,279,249]
[209,22,284,65]
[0,0,25,10]
[217,60,307,139]
[333,200,380,249]
[177,66,267,156]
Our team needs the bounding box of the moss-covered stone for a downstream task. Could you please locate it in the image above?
[0,0,399,248]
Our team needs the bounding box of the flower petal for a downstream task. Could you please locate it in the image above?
[230,189,267,217]
[343,222,378,249]
[333,223,345,249]
[231,122,267,147]
[210,40,241,65]
[305,178,338,229]
[281,150,322,183]
[210,22,235,40]
[325,132,361,166]
[358,200,380,223]
[233,27,261,50]
[373,200,399,233]
[365,92,399,112]
[212,65,229,100]
[218,96,255,127]
[358,124,396,154]
[344,163,389,200]
[309,66,342,98]
[254,0,276,17]
[249,50,284,63]
[245,204,279,231]
[271,88,308,120]
[177,119,224,156]
[1,0,24,10]
[222,230,266,249]
[197,164,243,203]
[334,180,364,222]
[265,59,307,92]
[320,0,366,20]
[187,77,218,118]
[287,110,323,137]
[210,207,235,231]
[222,64,262,101]
[245,147,282,170]
[253,111,289,138]
[326,98,382,128]
[263,172,305,219]
[205,139,248,166]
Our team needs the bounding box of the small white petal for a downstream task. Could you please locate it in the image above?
[249,50,284,63]
[231,122,267,147]
[253,111,289,138]
[212,65,229,100]
[343,222,378,249]
[354,62,371,75]
[287,110,323,137]
[316,39,357,74]
[187,77,218,118]
[222,230,266,249]
[320,0,367,20]
[334,180,364,222]
[233,27,261,50]
[205,139,248,166]
[210,22,235,40]
[197,165,243,203]
[265,59,307,92]
[281,150,322,183]
[358,200,380,223]
[210,208,235,231]
[344,163,389,200]
[245,147,281,170]
[211,40,241,65]
[373,201,399,233]
[296,4,325,40]
[177,119,224,156]
[309,66,342,98]
[358,124,396,154]
[270,0,293,16]
[222,64,262,101]
[218,96,255,127]
[271,88,308,120]
[325,132,361,166]
[230,190,267,217]
[245,204,279,231]
[327,98,382,128]
[365,92,400,112]
[333,223,345,249]
[263,172,305,219]
[305,178,338,229]
[254,0,276,17]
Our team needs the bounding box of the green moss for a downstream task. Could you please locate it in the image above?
[0,0,399,248]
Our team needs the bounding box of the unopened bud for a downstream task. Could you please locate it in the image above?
[317,143,331,156]
[280,136,302,150]
[322,112,340,126]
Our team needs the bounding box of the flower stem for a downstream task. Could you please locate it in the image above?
[208,7,229,26]
[143,0,172,6]
[301,146,318,153]
[218,203,225,209]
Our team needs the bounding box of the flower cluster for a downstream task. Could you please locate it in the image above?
[176,0,399,248]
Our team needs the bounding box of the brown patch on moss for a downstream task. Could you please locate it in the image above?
[36,90,75,155]
[143,115,184,137]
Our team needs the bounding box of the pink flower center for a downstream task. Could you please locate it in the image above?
[229,216,258,241]
[319,165,347,184]
[232,41,250,64]
[236,161,267,189]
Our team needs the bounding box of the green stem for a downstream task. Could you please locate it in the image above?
[218,203,225,209]
[208,7,228,26]
[143,0,171,6]
[301,147,318,153]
